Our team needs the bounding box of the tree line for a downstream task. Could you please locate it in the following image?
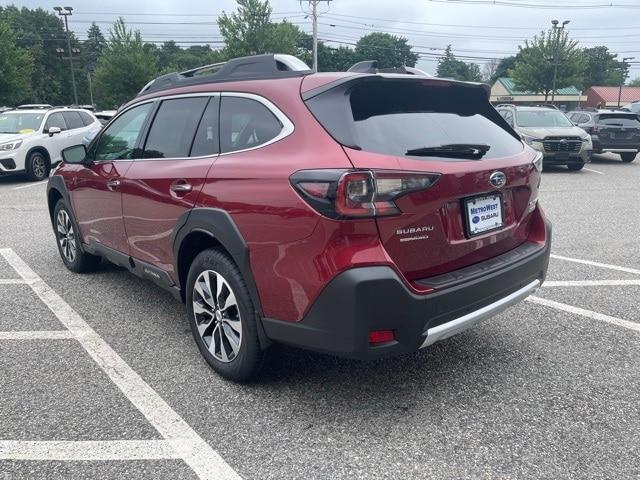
[1,0,638,109]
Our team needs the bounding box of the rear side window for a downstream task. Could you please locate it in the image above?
[220,97,283,153]
[596,114,640,127]
[190,97,220,157]
[45,113,67,131]
[79,111,95,126]
[62,111,84,130]
[306,79,522,160]
[143,97,209,159]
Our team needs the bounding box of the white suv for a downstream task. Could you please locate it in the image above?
[0,108,102,181]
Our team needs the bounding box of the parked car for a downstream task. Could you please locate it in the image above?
[0,107,102,180]
[496,105,592,171]
[47,54,551,381]
[567,109,640,162]
[94,110,117,126]
[621,101,640,114]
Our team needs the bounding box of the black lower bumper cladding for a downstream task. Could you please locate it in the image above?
[262,221,552,360]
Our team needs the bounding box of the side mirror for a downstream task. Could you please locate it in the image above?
[47,126,61,137]
[62,144,87,164]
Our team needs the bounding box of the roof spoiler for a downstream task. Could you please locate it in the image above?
[347,60,432,77]
[138,54,312,97]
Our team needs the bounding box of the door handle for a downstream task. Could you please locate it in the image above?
[170,182,193,194]
[106,179,121,191]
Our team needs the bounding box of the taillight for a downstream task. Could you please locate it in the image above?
[291,169,440,219]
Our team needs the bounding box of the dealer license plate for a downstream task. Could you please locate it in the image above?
[465,194,504,236]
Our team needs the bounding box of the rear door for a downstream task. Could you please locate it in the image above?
[43,112,69,164]
[305,77,539,281]
[121,95,219,278]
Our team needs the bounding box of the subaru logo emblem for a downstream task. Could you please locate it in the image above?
[489,171,507,188]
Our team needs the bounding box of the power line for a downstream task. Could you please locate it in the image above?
[427,0,640,8]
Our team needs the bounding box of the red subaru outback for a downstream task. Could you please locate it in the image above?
[47,54,550,381]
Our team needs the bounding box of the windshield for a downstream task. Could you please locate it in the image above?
[0,112,45,134]
[516,110,573,128]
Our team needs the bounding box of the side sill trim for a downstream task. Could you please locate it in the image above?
[420,279,540,348]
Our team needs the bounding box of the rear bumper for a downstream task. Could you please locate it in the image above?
[591,138,640,153]
[262,220,551,359]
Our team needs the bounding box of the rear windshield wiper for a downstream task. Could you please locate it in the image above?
[406,143,491,159]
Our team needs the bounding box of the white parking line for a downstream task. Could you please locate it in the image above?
[528,296,640,334]
[0,248,241,480]
[551,254,640,275]
[543,280,640,287]
[0,440,182,461]
[584,167,604,175]
[0,330,75,340]
[11,180,47,191]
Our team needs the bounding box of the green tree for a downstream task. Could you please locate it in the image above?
[94,18,159,108]
[0,21,34,106]
[217,0,301,58]
[0,6,78,104]
[436,45,482,81]
[491,55,518,82]
[512,29,584,102]
[84,22,106,73]
[582,46,622,89]
[354,32,418,68]
[629,77,640,87]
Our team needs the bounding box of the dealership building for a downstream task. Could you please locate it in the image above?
[490,77,585,108]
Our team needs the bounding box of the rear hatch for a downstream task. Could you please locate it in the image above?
[595,113,640,146]
[303,75,540,282]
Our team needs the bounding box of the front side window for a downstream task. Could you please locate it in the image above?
[515,110,573,128]
[220,97,283,153]
[142,97,209,159]
[45,113,68,131]
[93,103,152,161]
[0,112,44,133]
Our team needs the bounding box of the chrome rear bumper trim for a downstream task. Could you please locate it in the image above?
[420,279,541,348]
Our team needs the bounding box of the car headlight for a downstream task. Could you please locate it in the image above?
[0,140,23,151]
[521,134,541,146]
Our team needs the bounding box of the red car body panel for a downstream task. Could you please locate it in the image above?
[51,68,549,337]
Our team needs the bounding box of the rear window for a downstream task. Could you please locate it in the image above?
[306,79,522,160]
[596,114,640,127]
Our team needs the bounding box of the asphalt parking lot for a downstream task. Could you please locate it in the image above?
[0,153,639,480]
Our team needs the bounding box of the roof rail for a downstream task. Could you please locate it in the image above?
[347,60,431,76]
[138,54,312,97]
[496,103,516,108]
[16,104,53,110]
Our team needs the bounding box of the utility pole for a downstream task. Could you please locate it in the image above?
[550,19,570,105]
[54,6,78,105]
[87,71,94,107]
[302,1,331,72]
[618,57,634,107]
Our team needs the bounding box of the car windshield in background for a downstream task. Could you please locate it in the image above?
[0,112,45,133]
[348,81,523,160]
[597,114,640,127]
[516,110,573,128]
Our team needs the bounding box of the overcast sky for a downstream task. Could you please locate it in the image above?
[6,0,640,80]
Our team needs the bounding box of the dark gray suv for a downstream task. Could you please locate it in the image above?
[567,109,640,163]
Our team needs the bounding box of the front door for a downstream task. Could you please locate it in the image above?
[121,96,219,279]
[69,103,153,254]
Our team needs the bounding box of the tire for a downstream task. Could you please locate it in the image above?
[53,200,101,273]
[567,163,584,171]
[621,152,637,163]
[186,248,265,382]
[25,150,50,181]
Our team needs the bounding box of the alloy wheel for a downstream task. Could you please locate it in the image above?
[56,210,77,263]
[32,155,47,179]
[192,269,242,363]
